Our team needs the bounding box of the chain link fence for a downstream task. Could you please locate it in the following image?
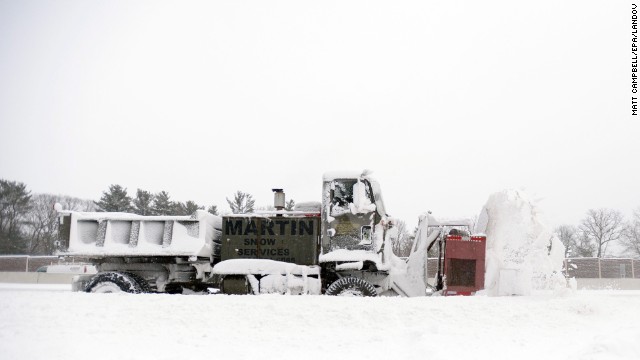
[0,255,89,272]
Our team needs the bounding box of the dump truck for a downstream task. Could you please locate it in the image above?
[56,170,486,296]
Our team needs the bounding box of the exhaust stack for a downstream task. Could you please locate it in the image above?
[272,189,285,211]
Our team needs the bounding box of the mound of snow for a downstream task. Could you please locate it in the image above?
[476,189,568,296]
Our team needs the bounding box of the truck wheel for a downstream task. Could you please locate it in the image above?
[123,272,152,293]
[325,277,377,297]
[84,272,144,294]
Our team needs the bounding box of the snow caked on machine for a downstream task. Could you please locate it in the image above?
[56,170,486,296]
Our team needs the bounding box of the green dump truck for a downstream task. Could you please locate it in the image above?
[57,170,481,296]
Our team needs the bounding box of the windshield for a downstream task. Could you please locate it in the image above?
[332,179,356,207]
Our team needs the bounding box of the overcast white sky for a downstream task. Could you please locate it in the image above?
[1,0,638,234]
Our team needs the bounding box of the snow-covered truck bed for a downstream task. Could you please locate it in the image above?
[56,210,224,293]
[58,210,222,258]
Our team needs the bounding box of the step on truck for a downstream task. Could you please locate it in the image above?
[56,170,486,296]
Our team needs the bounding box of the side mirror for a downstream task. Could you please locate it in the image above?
[359,225,372,245]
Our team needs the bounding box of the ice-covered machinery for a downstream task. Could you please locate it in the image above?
[441,233,487,296]
[57,210,223,292]
[409,214,487,296]
[57,170,487,296]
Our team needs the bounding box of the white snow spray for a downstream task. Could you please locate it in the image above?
[476,189,569,296]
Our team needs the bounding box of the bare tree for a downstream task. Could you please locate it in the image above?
[621,207,640,258]
[579,208,625,258]
[24,194,58,254]
[574,232,596,257]
[391,220,414,257]
[469,215,478,234]
[555,225,578,257]
[60,196,95,212]
[226,191,255,214]
[25,194,94,255]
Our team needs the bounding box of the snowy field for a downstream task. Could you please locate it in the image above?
[0,284,639,360]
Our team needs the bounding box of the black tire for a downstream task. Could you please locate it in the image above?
[123,272,152,293]
[84,272,144,294]
[325,277,377,297]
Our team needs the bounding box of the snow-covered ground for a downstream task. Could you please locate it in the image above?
[0,284,638,360]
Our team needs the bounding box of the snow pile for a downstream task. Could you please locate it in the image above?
[212,259,322,295]
[319,249,389,270]
[476,189,568,296]
[212,259,319,276]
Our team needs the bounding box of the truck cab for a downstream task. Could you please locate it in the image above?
[317,171,399,295]
[321,170,388,254]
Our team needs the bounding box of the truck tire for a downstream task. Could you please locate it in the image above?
[84,272,144,294]
[325,277,377,297]
[123,272,152,293]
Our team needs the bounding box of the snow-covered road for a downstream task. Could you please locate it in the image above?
[0,284,638,360]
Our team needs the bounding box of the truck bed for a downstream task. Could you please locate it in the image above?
[57,210,222,258]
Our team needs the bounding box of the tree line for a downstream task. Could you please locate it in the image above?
[3,177,638,259]
[0,179,95,255]
[555,208,640,259]
[0,178,295,256]
[95,185,295,215]
[94,184,220,216]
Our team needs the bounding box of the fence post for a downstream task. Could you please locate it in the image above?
[25,256,29,272]
[598,258,602,279]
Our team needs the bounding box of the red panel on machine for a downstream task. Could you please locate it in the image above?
[443,235,486,296]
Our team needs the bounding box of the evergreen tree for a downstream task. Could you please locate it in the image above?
[226,191,255,214]
[152,191,172,215]
[171,201,187,215]
[285,199,296,211]
[0,179,32,254]
[183,200,203,215]
[132,189,153,215]
[207,205,219,216]
[95,185,132,212]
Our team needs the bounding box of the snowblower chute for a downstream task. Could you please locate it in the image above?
[442,234,486,296]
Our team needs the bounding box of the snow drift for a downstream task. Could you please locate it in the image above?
[2,284,639,360]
